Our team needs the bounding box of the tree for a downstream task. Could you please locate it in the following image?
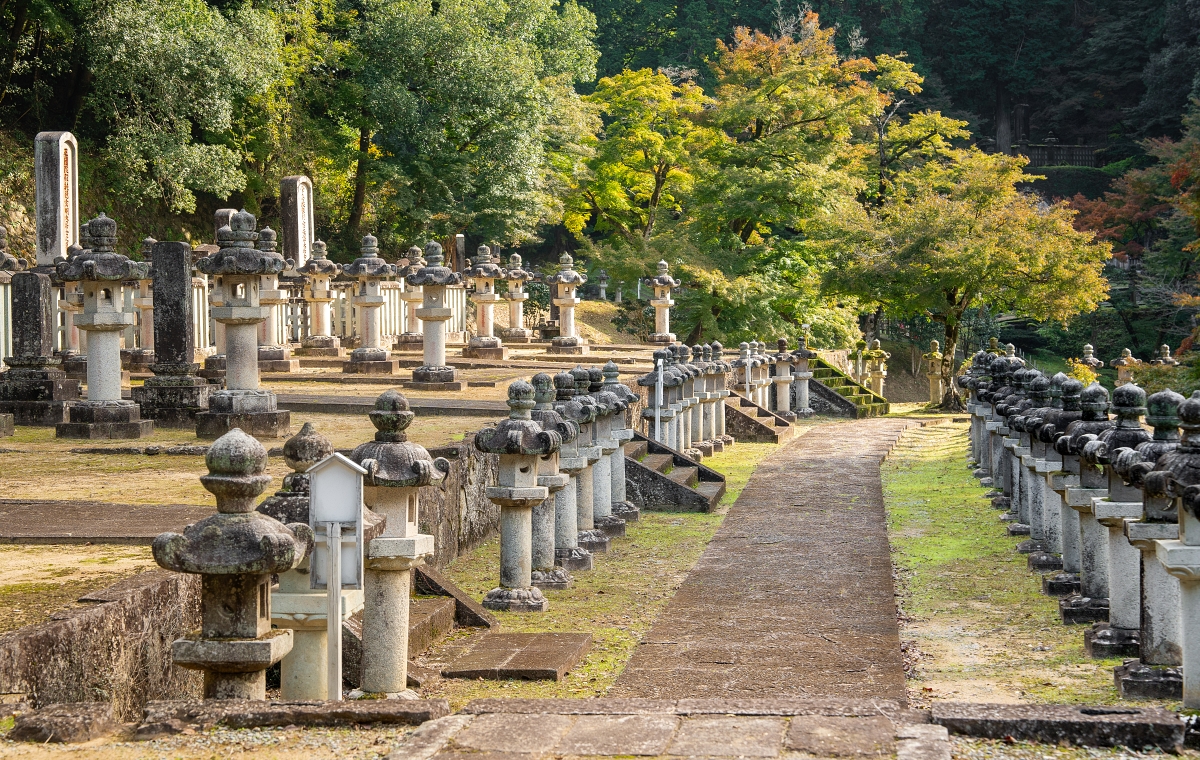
[826,149,1111,407]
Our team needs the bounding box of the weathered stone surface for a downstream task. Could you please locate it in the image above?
[8,701,115,743]
[452,713,574,753]
[557,714,679,756]
[442,633,591,681]
[667,716,785,757]
[414,565,498,628]
[0,413,13,437]
[0,272,81,425]
[785,715,896,756]
[931,702,1183,750]
[135,697,449,737]
[388,714,476,760]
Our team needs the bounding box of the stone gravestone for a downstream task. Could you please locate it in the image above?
[131,242,213,427]
[280,176,315,270]
[34,131,79,270]
[0,272,82,424]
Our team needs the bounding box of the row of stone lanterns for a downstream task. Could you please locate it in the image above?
[638,343,736,457]
[961,342,1200,707]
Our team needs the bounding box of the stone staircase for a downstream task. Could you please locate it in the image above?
[727,395,798,443]
[810,358,889,417]
[623,433,726,512]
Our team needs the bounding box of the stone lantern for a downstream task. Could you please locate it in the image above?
[474,380,562,611]
[646,260,679,345]
[603,360,640,521]
[572,366,610,552]
[255,228,298,372]
[588,366,627,535]
[1080,343,1104,370]
[865,339,890,397]
[194,210,292,439]
[55,214,154,439]
[1111,348,1143,386]
[553,369,597,570]
[1156,391,1200,707]
[771,338,796,420]
[463,245,508,359]
[396,246,426,349]
[548,252,588,355]
[500,254,534,343]
[128,236,156,372]
[529,373,577,589]
[297,241,344,357]
[153,428,314,699]
[343,234,399,375]
[1151,345,1179,366]
[350,390,446,694]
[596,269,609,301]
[407,241,464,389]
[792,332,817,417]
[924,340,944,405]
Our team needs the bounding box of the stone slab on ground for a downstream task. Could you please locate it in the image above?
[441,633,592,681]
[612,418,926,701]
[277,393,507,418]
[133,698,451,738]
[8,702,116,743]
[0,499,215,544]
[461,697,927,721]
[931,702,1184,751]
[415,565,498,629]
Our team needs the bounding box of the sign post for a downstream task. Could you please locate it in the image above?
[308,452,366,702]
[654,357,663,443]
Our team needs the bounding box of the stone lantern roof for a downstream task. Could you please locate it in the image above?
[646,259,679,289]
[603,360,638,405]
[466,245,505,281]
[1113,388,1186,490]
[1142,391,1200,501]
[475,380,562,456]
[406,241,462,287]
[1081,383,1147,466]
[350,390,448,488]
[55,214,149,282]
[596,269,609,285]
[555,369,597,426]
[1110,348,1143,371]
[195,210,286,277]
[0,226,27,271]
[711,341,730,372]
[297,240,341,277]
[343,234,397,279]
[773,338,794,363]
[792,333,818,361]
[505,254,533,284]
[152,428,313,575]
[547,252,586,287]
[530,373,578,443]
[1151,344,1179,366]
[397,245,427,279]
[256,422,334,525]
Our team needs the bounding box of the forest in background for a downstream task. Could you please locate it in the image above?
[0,0,1195,396]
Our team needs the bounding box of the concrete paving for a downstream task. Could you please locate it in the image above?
[611,418,929,701]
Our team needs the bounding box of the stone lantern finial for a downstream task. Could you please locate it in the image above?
[1152,344,1179,366]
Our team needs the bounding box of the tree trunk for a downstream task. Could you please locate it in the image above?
[940,320,965,411]
[346,126,370,243]
[995,87,1013,155]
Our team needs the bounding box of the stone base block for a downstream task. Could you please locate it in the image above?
[0,413,12,437]
[295,346,344,357]
[131,378,212,428]
[196,410,292,439]
[979,477,994,487]
[9,702,116,743]
[684,447,703,461]
[127,350,156,373]
[1000,513,1021,524]
[973,468,989,479]
[407,381,466,392]
[394,334,424,348]
[1042,572,1081,597]
[442,633,591,681]
[531,567,572,590]
[343,359,400,375]
[647,333,675,345]
[991,496,1011,510]
[57,401,154,440]
[1015,537,1047,552]
[259,359,299,373]
[1115,659,1182,700]
[499,335,532,344]
[1084,624,1140,659]
[62,355,88,379]
[462,345,509,360]
[0,399,73,426]
[594,515,626,538]
[547,344,589,355]
[720,435,735,446]
[555,547,593,572]
[710,439,726,453]
[612,501,640,522]
[1027,551,1063,573]
[412,366,458,384]
[481,586,548,613]
[1060,595,1109,625]
[578,530,610,554]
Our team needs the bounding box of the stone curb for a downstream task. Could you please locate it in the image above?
[931,702,1183,750]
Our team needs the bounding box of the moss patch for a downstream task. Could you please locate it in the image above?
[883,421,1177,709]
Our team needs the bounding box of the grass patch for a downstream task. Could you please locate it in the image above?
[882,422,1176,708]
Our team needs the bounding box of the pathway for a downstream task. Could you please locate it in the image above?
[612,417,929,701]
[0,499,213,544]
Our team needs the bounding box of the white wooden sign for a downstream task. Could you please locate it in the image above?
[308,452,365,590]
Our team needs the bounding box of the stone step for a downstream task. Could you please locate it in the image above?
[666,465,699,488]
[408,596,458,656]
[696,481,725,503]
[641,453,674,473]
[623,440,649,460]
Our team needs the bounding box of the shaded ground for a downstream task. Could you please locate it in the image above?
[883,421,1177,709]
[611,418,923,700]
[415,438,786,710]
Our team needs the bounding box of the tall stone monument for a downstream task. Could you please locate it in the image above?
[0,269,81,425]
[646,260,679,345]
[463,245,508,359]
[407,241,464,390]
[34,131,79,269]
[396,246,425,349]
[280,175,315,269]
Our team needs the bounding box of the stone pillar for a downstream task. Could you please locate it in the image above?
[695,344,714,444]
[637,349,672,445]
[573,366,610,554]
[500,254,533,343]
[55,215,154,439]
[553,370,595,571]
[1111,348,1143,386]
[866,339,889,398]
[34,131,79,269]
[394,247,426,349]
[0,270,81,425]
[194,211,292,439]
[131,242,213,427]
[474,381,561,612]
[255,229,299,373]
[297,241,344,356]
[1034,375,1082,595]
[924,340,944,405]
[528,374,575,589]
[280,175,315,270]
[408,242,463,390]
[589,366,627,536]
[604,360,640,521]
[646,260,678,345]
[463,245,508,359]
[343,235,400,375]
[793,333,816,417]
[772,338,795,420]
[129,237,157,372]
[153,429,311,699]
[549,253,588,355]
[349,391,444,694]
